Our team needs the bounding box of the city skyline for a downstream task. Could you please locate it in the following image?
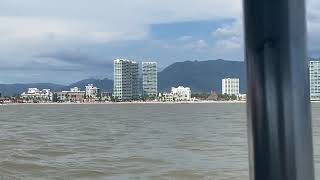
[10,60,320,102]
[1,0,320,84]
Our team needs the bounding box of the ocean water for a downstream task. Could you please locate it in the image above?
[0,103,319,180]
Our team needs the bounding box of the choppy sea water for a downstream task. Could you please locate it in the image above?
[0,103,319,180]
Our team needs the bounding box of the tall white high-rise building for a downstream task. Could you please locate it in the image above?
[222,78,240,95]
[310,61,320,100]
[142,62,157,97]
[113,59,139,101]
[131,62,139,99]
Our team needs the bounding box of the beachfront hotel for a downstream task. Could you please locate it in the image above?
[142,62,158,97]
[21,88,53,102]
[55,87,86,103]
[310,61,320,101]
[171,86,192,101]
[222,78,240,95]
[113,59,139,101]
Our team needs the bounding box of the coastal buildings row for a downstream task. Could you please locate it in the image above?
[20,84,105,103]
[21,88,53,102]
[111,60,320,101]
[18,82,243,103]
[219,61,320,101]
[19,64,320,102]
[19,85,193,103]
[18,58,195,103]
[9,60,320,103]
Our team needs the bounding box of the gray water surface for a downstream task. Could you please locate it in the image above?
[0,103,319,180]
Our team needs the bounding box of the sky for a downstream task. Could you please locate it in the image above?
[0,0,320,84]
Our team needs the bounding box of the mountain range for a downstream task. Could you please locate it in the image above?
[0,79,114,97]
[0,59,247,96]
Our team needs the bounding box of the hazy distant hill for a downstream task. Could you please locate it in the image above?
[0,83,65,97]
[0,79,113,97]
[62,78,113,92]
[158,59,246,93]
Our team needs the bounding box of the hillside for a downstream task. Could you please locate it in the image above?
[0,83,65,97]
[158,59,246,93]
[62,78,113,92]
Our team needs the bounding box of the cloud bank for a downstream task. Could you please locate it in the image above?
[0,0,319,83]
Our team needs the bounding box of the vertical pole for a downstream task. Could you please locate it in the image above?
[243,0,315,180]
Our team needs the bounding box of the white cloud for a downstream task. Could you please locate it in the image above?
[0,16,148,51]
[184,40,209,52]
[215,38,241,50]
[208,0,320,59]
[211,20,243,59]
[212,23,241,39]
[0,0,320,83]
[307,0,320,56]
[1,0,319,54]
[0,0,242,22]
[0,0,242,44]
[0,0,242,65]
[0,0,243,80]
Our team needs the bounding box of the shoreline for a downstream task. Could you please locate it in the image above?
[2,101,246,105]
[3,101,320,105]
[0,101,320,106]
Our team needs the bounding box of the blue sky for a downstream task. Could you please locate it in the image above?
[151,20,233,40]
[0,0,319,84]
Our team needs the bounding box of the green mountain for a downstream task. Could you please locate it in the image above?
[158,59,246,93]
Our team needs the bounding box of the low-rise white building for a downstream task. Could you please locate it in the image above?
[238,94,247,101]
[70,87,81,92]
[26,88,40,94]
[21,88,53,101]
[55,87,85,102]
[222,78,240,95]
[56,92,67,102]
[85,84,101,99]
[159,92,174,102]
[171,86,192,101]
[101,92,113,101]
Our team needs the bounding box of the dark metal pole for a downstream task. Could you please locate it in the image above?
[243,0,315,180]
